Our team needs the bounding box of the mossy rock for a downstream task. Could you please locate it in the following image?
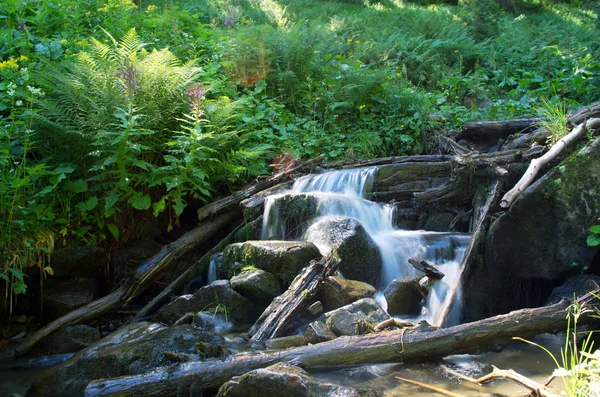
[222,241,322,284]
[262,193,321,239]
[318,276,376,311]
[230,269,282,304]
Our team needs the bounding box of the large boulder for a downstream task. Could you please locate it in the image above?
[486,137,600,280]
[51,246,107,279]
[216,362,382,397]
[318,276,376,312]
[383,277,423,315]
[324,298,389,337]
[546,275,600,305]
[262,193,321,239]
[153,280,255,325]
[222,241,321,284]
[463,137,600,321]
[305,217,382,287]
[230,269,282,305]
[27,323,221,397]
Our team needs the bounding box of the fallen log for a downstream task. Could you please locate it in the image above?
[567,101,600,127]
[461,118,542,139]
[84,295,599,397]
[438,179,503,327]
[7,212,238,358]
[248,255,339,342]
[500,118,600,208]
[197,155,324,222]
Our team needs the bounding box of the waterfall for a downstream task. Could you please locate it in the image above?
[262,167,469,326]
[207,253,219,284]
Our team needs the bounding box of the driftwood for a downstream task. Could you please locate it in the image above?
[500,118,600,208]
[6,212,238,358]
[197,155,324,222]
[408,258,444,279]
[441,365,562,397]
[461,118,542,139]
[84,296,598,397]
[248,256,339,342]
[438,179,503,327]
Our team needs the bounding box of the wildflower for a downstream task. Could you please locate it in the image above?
[27,85,44,96]
[15,100,23,107]
[116,61,140,98]
[146,4,158,12]
[186,83,207,118]
[0,58,19,70]
[6,82,17,97]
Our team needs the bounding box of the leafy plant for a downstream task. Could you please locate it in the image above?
[587,224,600,247]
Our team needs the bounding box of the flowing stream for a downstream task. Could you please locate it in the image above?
[262,167,470,326]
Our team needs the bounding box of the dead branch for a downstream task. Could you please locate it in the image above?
[500,118,600,208]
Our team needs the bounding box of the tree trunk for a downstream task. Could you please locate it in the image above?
[461,118,541,139]
[248,256,338,342]
[85,297,597,397]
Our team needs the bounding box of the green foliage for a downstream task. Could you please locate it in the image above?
[587,224,600,247]
[537,96,569,144]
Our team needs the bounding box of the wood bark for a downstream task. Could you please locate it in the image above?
[438,179,502,327]
[248,256,338,342]
[84,296,598,397]
[500,118,600,208]
[196,155,324,222]
[567,101,600,127]
[7,212,238,358]
[461,118,542,139]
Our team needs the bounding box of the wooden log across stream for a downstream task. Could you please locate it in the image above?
[84,293,599,397]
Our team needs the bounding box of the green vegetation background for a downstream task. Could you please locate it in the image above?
[0,0,598,295]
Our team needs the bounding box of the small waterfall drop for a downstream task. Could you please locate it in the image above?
[207,253,219,284]
[262,167,470,326]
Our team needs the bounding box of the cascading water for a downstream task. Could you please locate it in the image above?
[262,167,470,326]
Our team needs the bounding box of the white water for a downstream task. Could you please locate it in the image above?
[262,167,470,326]
[207,253,219,284]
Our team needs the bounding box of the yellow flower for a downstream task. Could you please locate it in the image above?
[0,58,19,70]
[146,4,158,12]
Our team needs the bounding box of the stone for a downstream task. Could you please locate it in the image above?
[264,335,306,349]
[51,246,107,278]
[324,298,389,337]
[194,311,234,334]
[43,278,97,321]
[31,325,101,356]
[27,323,221,397]
[486,136,600,280]
[195,341,230,358]
[304,321,336,344]
[308,301,323,316]
[305,217,382,287]
[546,275,600,305]
[318,276,376,311]
[153,280,255,325]
[222,241,321,284]
[114,239,163,278]
[261,193,321,239]
[423,212,455,232]
[216,362,383,397]
[383,277,423,316]
[230,269,282,305]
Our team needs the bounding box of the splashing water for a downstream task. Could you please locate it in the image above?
[262,167,470,326]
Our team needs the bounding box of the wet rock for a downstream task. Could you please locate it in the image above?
[264,335,306,349]
[43,278,97,321]
[222,241,322,284]
[324,298,389,337]
[194,311,234,334]
[308,301,323,316]
[31,325,101,356]
[384,277,423,315]
[305,217,382,287]
[261,193,321,239]
[546,275,600,305]
[51,246,107,278]
[153,280,255,325]
[318,276,376,311]
[304,321,336,344]
[27,323,220,397]
[216,362,383,397]
[234,216,263,242]
[231,269,282,305]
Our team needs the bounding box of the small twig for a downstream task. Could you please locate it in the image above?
[395,376,466,397]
